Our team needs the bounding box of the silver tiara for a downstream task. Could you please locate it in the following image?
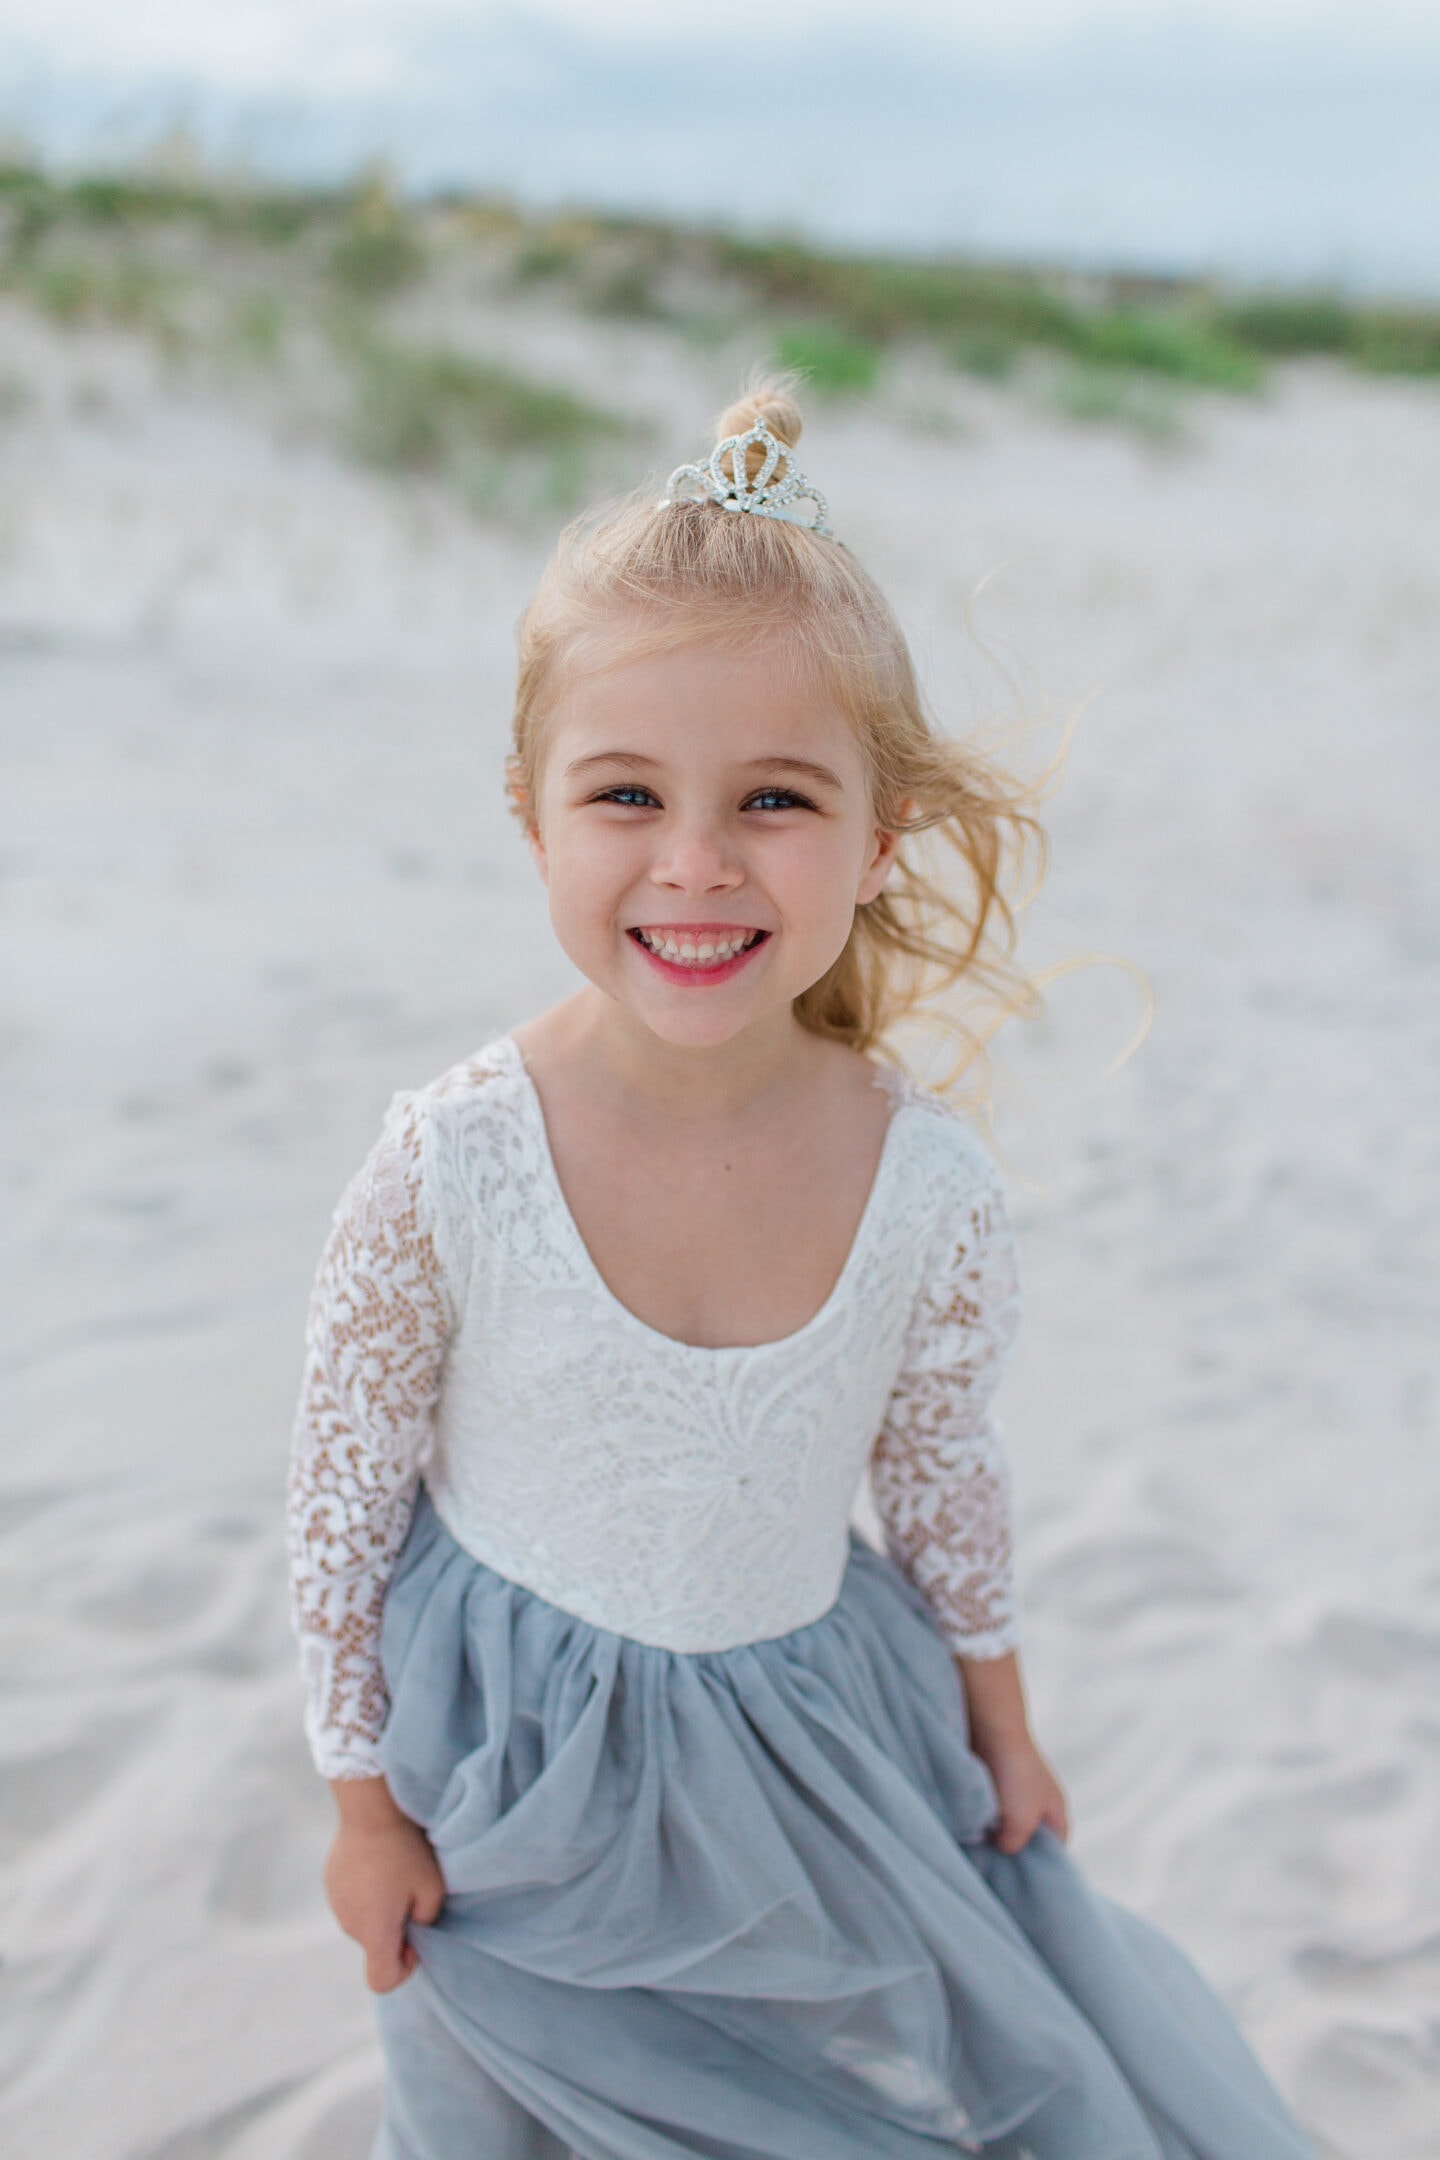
[661,419,833,538]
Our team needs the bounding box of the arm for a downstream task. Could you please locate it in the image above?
[870,1159,1068,1854]
[954,1650,1068,1854]
[286,1088,451,1983]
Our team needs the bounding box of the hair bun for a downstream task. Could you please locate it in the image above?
[713,379,803,483]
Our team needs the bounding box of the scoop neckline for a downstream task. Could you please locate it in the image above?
[491,1032,912,1360]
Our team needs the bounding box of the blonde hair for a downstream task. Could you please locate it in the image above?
[508,381,1048,1073]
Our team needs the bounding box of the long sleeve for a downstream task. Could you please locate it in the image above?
[285,1089,452,1779]
[870,1157,1023,1660]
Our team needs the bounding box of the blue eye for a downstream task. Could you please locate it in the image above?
[596,785,660,808]
[745,788,812,812]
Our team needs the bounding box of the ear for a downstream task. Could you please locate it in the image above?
[508,760,549,883]
[855,798,911,905]
[526,820,549,885]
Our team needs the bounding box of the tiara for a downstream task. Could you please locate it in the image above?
[661,419,834,538]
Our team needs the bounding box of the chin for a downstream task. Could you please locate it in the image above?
[631,998,776,1052]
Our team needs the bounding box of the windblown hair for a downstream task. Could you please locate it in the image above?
[508,381,1047,1071]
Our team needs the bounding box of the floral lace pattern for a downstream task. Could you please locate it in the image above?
[287,1039,1023,1778]
[286,1086,454,1778]
[870,1172,1022,1658]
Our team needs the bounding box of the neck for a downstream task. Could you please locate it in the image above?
[533,987,822,1131]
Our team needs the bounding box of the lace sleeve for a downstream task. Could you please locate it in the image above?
[285,1090,452,1779]
[870,1159,1023,1660]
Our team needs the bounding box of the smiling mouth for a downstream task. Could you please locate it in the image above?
[629,927,769,969]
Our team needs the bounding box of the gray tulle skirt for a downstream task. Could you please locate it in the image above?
[370,1485,1314,2160]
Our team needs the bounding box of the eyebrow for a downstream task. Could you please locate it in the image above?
[565,751,846,788]
[743,756,845,789]
[564,751,659,776]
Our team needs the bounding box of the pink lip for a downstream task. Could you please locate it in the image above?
[627,927,770,987]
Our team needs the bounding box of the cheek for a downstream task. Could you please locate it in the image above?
[774,818,876,917]
[542,819,637,926]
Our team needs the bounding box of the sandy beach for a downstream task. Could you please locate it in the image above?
[1,295,1438,2157]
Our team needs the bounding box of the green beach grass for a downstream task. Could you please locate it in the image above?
[2,159,1435,504]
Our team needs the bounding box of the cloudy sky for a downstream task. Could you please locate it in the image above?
[3,0,1439,75]
[0,0,1435,85]
[5,1,1438,293]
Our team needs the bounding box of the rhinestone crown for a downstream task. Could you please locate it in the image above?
[661,420,833,538]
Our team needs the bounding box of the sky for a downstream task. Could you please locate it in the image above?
[4,0,1440,84]
[4,0,1439,294]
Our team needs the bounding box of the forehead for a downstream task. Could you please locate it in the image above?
[545,633,865,779]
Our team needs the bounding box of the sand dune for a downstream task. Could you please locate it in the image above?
[2,303,1438,2156]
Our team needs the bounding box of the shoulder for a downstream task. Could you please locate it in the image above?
[359,1035,529,1236]
[383,1035,528,1152]
[882,1070,1016,1301]
[400,1034,523,1109]
[382,1035,532,1177]
[882,1079,1021,1347]
[884,1066,1006,1209]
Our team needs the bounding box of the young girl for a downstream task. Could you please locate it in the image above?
[287,386,1315,2159]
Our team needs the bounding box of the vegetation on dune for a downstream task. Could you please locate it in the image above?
[1210,291,1440,375]
[1047,364,1187,444]
[0,159,1436,498]
[328,177,427,299]
[772,325,882,396]
[335,323,629,515]
[0,161,637,511]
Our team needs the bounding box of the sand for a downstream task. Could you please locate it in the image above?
[1,302,1438,2157]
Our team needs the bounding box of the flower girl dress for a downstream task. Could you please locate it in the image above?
[288,1036,1315,2160]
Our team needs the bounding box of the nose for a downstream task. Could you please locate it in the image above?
[649,813,745,896]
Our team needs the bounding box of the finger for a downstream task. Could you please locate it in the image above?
[994,1811,1035,1855]
[365,1933,408,1994]
[412,1881,446,1926]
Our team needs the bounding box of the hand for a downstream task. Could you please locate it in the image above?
[323,1803,446,1992]
[953,1652,1070,1857]
[974,1731,1070,1855]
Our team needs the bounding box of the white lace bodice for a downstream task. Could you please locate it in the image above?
[287,1037,1023,1778]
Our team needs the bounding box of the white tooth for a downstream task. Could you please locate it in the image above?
[697,942,715,959]
[662,939,680,958]
[680,941,697,958]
